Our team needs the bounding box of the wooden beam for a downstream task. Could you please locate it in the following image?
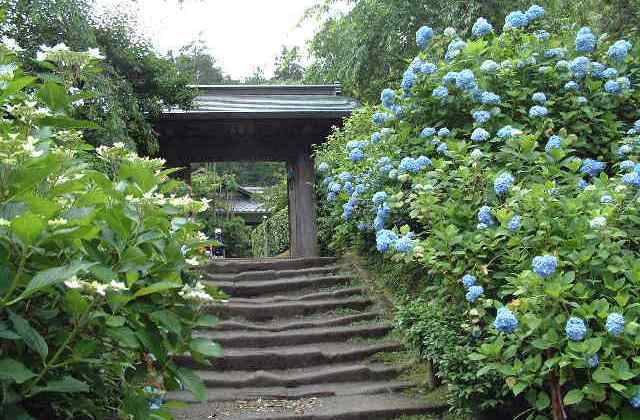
[287,152,319,258]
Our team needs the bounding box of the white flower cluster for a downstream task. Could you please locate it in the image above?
[36,43,103,64]
[64,276,128,296]
[1,37,23,53]
[178,282,213,303]
[6,100,52,124]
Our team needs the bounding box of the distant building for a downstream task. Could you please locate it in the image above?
[217,186,270,225]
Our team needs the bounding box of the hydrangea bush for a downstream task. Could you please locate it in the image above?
[315,5,640,419]
[0,42,223,418]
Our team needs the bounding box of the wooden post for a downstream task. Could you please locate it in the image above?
[287,152,319,258]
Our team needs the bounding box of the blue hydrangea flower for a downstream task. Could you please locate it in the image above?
[578,179,589,190]
[436,142,448,155]
[631,393,640,409]
[466,285,484,303]
[494,307,518,333]
[504,11,528,29]
[342,202,354,220]
[419,62,438,74]
[532,255,558,278]
[529,105,549,118]
[416,26,434,49]
[622,172,640,186]
[497,125,517,139]
[602,67,619,79]
[416,155,432,169]
[481,91,501,105]
[472,110,491,124]
[318,162,329,173]
[443,71,459,85]
[354,184,366,195]
[343,181,354,195]
[455,69,477,91]
[349,148,364,162]
[346,140,366,150]
[580,159,605,177]
[575,27,597,53]
[480,60,499,73]
[570,56,591,78]
[600,195,614,204]
[608,40,633,62]
[373,216,385,231]
[577,96,588,104]
[508,215,522,231]
[525,4,545,21]
[544,48,567,59]
[380,88,396,108]
[564,81,580,91]
[587,354,599,368]
[371,132,382,144]
[470,149,483,160]
[432,86,449,98]
[438,127,451,137]
[328,182,342,193]
[376,229,398,252]
[606,312,625,336]
[565,317,587,341]
[376,203,391,220]
[494,173,515,195]
[372,112,390,126]
[372,191,388,205]
[532,92,547,104]
[401,70,417,91]
[535,30,550,41]
[357,222,370,232]
[545,135,562,152]
[591,62,606,78]
[478,205,495,226]
[618,144,633,156]
[393,234,415,253]
[472,17,493,38]
[327,192,337,202]
[462,274,477,288]
[338,172,352,182]
[420,127,436,138]
[620,160,636,171]
[470,128,489,142]
[618,76,631,90]
[399,157,421,174]
[605,79,622,94]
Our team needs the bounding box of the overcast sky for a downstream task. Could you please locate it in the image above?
[94,0,322,80]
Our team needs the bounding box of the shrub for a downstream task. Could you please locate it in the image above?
[0,42,220,419]
[315,5,640,419]
[251,208,289,257]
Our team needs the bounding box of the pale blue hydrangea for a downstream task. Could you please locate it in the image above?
[438,127,451,137]
[372,191,387,205]
[392,104,405,118]
[477,223,488,230]
[622,172,640,186]
[354,184,367,195]
[630,393,640,409]
[349,148,364,162]
[473,110,491,124]
[371,132,382,144]
[376,229,398,252]
[587,354,599,368]
[416,26,434,49]
[544,48,567,58]
[605,79,622,94]
[570,56,591,78]
[419,62,438,74]
[470,149,483,160]
[494,173,515,195]
[393,234,415,253]
[376,203,391,220]
[494,307,518,333]
[591,62,606,78]
[575,27,597,53]
[508,215,522,231]
[565,317,587,341]
[462,274,477,288]
[577,96,588,104]
[346,140,367,150]
[399,157,421,174]
[416,155,432,169]
[343,182,354,195]
[578,179,589,190]
[481,91,501,105]
[580,159,606,177]
[372,112,390,126]
[504,11,528,29]
[432,86,449,98]
[545,135,562,152]
[373,216,385,231]
[318,162,329,173]
[600,195,614,204]
[381,88,396,108]
[401,70,417,91]
[532,92,547,104]
[534,30,550,41]
[357,222,371,232]
[555,60,570,71]
[602,67,619,79]
[608,40,633,62]
[436,142,448,155]
[471,127,490,142]
[532,255,558,278]
[328,182,342,193]
[564,81,580,91]
[619,144,633,156]
[409,57,424,72]
[327,192,337,202]
[529,105,549,118]
[478,205,495,226]
[472,17,493,38]
[620,160,636,171]
[525,4,545,21]
[342,202,354,220]
[421,127,436,138]
[606,312,625,336]
[480,60,499,73]
[338,172,352,182]
[618,76,631,90]
[443,71,459,85]
[497,125,517,139]
[455,69,477,90]
[466,285,484,303]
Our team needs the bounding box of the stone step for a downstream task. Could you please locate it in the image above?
[167,379,416,402]
[227,288,365,304]
[206,297,373,321]
[175,341,403,371]
[171,394,442,420]
[196,323,393,348]
[205,257,338,274]
[213,311,383,332]
[206,275,354,298]
[191,362,401,388]
[205,265,342,282]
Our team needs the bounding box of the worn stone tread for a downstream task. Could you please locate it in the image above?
[206,275,354,297]
[226,288,364,304]
[205,265,342,282]
[213,312,383,332]
[205,258,338,274]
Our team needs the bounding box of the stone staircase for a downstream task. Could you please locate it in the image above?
[169,257,440,419]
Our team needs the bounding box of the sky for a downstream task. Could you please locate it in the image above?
[94,0,322,80]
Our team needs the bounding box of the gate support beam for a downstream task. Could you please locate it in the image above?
[287,152,319,258]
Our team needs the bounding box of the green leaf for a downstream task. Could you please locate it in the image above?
[39,116,98,129]
[0,358,37,384]
[9,311,48,359]
[592,367,616,384]
[563,389,584,405]
[37,81,69,112]
[162,400,190,409]
[20,261,95,300]
[196,315,219,328]
[107,327,139,348]
[536,391,550,410]
[468,353,487,361]
[189,338,223,358]
[512,382,528,396]
[11,212,45,246]
[64,289,89,318]
[133,281,181,299]
[36,376,89,394]
[176,367,206,402]
[149,310,183,334]
[105,316,126,327]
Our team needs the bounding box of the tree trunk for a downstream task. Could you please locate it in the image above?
[550,370,567,420]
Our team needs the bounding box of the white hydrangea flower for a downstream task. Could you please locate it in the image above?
[108,280,128,291]
[178,282,214,303]
[87,48,104,60]
[1,37,23,53]
[0,218,10,227]
[590,216,607,229]
[185,257,200,266]
[444,27,457,37]
[64,276,84,289]
[48,218,68,226]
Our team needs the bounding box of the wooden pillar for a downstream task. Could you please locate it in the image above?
[287,152,319,258]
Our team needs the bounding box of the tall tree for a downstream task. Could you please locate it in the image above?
[169,37,231,85]
[273,45,305,83]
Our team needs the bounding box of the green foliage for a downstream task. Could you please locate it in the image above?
[169,38,232,85]
[251,208,290,257]
[0,46,220,419]
[314,8,640,419]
